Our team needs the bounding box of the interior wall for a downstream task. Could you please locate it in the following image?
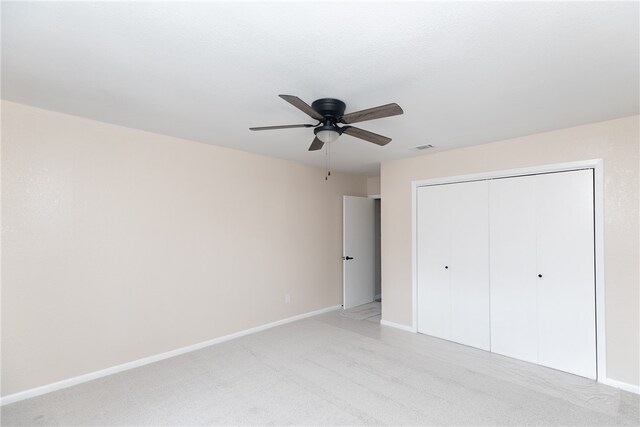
[1,101,367,396]
[380,115,639,387]
[366,176,381,196]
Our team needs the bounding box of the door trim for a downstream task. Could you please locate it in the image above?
[411,159,605,381]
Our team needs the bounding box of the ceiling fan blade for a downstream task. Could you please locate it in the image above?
[308,137,324,151]
[340,103,403,124]
[279,95,325,121]
[341,126,392,146]
[249,124,314,131]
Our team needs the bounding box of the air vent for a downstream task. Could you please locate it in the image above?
[414,144,434,150]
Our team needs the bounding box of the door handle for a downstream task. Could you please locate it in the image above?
[343,256,354,260]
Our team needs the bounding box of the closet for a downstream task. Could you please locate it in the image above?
[416,169,596,379]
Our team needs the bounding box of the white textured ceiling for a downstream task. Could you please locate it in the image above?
[2,1,638,175]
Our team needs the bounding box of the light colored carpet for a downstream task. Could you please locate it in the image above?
[1,306,638,426]
[339,301,381,321]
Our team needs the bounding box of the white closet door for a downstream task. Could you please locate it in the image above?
[536,170,596,379]
[489,176,538,363]
[449,180,490,351]
[417,185,451,340]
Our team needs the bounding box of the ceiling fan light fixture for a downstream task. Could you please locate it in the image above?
[316,129,340,144]
[314,124,341,144]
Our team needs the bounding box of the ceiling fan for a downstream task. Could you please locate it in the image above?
[250,95,403,151]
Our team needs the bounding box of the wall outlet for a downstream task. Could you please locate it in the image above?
[284,293,291,304]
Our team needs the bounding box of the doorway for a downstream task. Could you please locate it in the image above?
[342,195,381,321]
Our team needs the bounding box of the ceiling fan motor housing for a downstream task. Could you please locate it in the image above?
[311,98,346,121]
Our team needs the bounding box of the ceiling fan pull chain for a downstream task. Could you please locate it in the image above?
[325,139,329,180]
[328,138,331,177]
[324,137,332,180]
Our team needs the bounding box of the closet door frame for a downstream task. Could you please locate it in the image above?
[411,159,605,381]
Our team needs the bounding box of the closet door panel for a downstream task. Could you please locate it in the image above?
[449,181,490,351]
[416,185,451,340]
[489,176,538,364]
[536,170,596,379]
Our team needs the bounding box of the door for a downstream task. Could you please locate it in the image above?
[343,196,375,309]
[417,181,490,350]
[489,170,596,379]
[489,175,539,364]
[449,181,490,351]
[536,170,596,379]
[417,185,452,340]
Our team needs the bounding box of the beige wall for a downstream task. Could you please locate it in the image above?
[381,115,639,386]
[1,101,367,396]
[366,176,381,196]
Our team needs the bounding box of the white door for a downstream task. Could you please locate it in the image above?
[490,170,596,379]
[417,181,490,350]
[449,181,490,351]
[536,170,596,379]
[343,196,375,309]
[417,185,452,340]
[489,175,539,364]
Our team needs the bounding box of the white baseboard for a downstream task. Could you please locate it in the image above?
[601,378,640,394]
[0,304,341,406]
[380,319,417,333]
